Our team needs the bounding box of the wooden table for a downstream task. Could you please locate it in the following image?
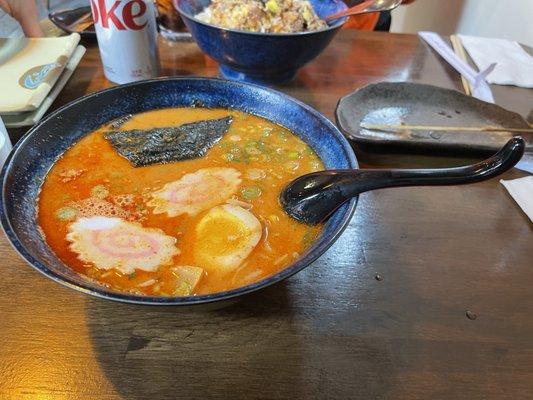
[2,31,532,400]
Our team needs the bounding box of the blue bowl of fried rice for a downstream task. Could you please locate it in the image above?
[174,0,348,84]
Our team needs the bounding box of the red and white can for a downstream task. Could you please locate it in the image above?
[90,0,159,84]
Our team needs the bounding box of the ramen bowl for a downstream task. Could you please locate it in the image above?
[0,77,357,306]
[173,0,348,84]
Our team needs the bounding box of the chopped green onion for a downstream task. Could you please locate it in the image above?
[91,184,109,199]
[257,140,272,154]
[55,206,78,221]
[240,185,262,200]
[261,128,272,138]
[222,153,234,162]
[266,0,280,14]
[302,7,312,22]
[245,142,262,155]
[287,151,300,159]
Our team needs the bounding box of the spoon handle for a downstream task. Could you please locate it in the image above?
[340,136,525,196]
[280,137,525,225]
[324,0,376,22]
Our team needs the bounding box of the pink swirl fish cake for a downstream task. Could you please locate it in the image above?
[147,167,242,217]
[67,216,179,274]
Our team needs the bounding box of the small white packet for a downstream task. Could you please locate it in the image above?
[0,116,13,168]
[500,176,533,222]
[515,154,533,174]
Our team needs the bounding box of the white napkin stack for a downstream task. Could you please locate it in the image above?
[0,33,86,128]
[500,176,533,222]
[458,35,533,88]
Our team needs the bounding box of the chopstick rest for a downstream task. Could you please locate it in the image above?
[418,31,495,104]
[500,176,533,222]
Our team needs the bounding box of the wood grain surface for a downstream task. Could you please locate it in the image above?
[2,31,532,400]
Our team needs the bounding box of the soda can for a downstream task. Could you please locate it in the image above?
[90,0,159,84]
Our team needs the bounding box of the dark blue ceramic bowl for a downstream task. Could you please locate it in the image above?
[174,0,347,84]
[0,78,357,306]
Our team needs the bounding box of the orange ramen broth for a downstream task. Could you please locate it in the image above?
[38,108,323,296]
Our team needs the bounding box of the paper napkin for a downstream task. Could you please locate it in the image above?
[1,45,86,128]
[458,35,533,88]
[500,176,533,222]
[0,33,80,113]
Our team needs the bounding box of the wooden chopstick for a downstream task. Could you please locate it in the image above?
[360,123,533,134]
[450,34,473,96]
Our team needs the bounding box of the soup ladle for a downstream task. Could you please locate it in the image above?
[324,0,403,23]
[280,136,525,225]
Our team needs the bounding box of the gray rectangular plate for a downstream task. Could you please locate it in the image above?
[335,82,532,153]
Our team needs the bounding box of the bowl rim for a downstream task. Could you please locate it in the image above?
[0,76,358,306]
[173,0,348,37]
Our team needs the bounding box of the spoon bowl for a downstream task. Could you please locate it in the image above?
[280,137,525,225]
[324,0,402,23]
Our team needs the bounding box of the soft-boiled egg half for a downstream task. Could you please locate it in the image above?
[194,204,262,273]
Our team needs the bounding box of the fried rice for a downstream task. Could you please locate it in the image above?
[195,0,328,33]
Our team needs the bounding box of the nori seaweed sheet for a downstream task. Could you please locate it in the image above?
[104,116,232,167]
